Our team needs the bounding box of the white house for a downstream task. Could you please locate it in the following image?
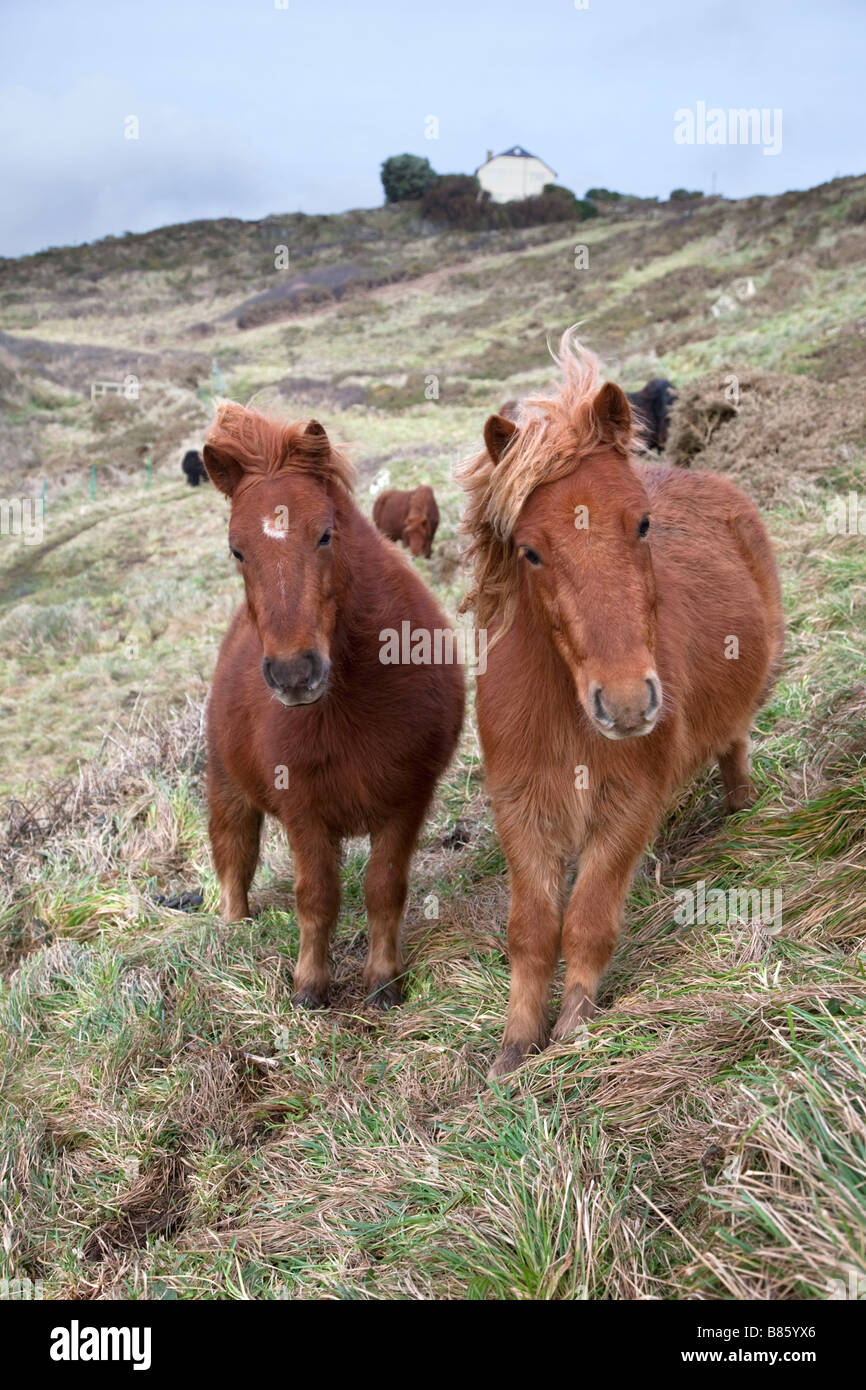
[475,146,557,203]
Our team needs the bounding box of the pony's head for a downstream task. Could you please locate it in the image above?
[402,507,430,558]
[204,403,355,706]
[459,331,662,740]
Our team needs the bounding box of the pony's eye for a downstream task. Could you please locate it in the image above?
[637,515,650,539]
[317,529,332,548]
[522,547,542,567]
[230,548,244,562]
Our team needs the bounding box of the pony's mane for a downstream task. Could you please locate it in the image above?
[457,328,632,635]
[206,401,355,496]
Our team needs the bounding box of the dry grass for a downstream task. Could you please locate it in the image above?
[1,175,866,1300]
[666,365,866,506]
[1,481,864,1300]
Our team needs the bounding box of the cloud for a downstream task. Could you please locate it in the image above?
[0,77,274,256]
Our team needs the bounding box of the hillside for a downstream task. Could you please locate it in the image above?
[1,178,866,1301]
[1,176,865,493]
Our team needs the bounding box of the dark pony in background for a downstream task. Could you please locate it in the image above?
[503,380,676,453]
[626,378,677,452]
[203,406,464,1007]
[182,449,209,486]
[459,332,783,1078]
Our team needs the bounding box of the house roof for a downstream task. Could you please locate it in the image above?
[476,145,557,176]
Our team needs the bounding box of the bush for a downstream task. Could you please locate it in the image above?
[670,188,704,201]
[381,154,436,204]
[585,187,623,201]
[511,186,598,226]
[421,174,491,229]
[421,178,598,231]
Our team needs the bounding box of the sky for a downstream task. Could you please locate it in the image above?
[1,0,863,258]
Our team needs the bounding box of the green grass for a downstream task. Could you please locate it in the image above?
[1,175,866,1300]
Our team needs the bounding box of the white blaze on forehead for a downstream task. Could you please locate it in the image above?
[262,508,289,540]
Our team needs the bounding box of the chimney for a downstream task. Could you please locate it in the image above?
[486,149,493,162]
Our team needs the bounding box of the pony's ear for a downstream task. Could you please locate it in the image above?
[484,414,518,465]
[202,443,244,497]
[593,382,632,450]
[298,418,331,461]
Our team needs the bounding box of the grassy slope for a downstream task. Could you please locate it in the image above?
[1,179,866,1299]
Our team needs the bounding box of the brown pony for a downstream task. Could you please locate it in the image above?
[459,331,783,1079]
[373,485,440,558]
[203,405,464,1007]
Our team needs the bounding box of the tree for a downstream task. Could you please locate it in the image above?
[381,154,436,204]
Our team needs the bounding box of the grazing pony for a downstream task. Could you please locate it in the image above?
[626,378,677,452]
[459,332,783,1078]
[203,406,464,1007]
[182,449,209,486]
[373,485,440,558]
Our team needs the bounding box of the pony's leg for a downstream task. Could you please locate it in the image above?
[208,766,262,921]
[291,825,341,1008]
[489,839,564,1080]
[718,735,753,813]
[363,813,423,1008]
[553,810,654,1043]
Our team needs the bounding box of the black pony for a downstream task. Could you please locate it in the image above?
[182,449,209,486]
[626,378,676,452]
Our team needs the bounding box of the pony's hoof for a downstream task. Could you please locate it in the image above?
[292,987,329,1010]
[551,991,598,1043]
[366,979,404,1010]
[487,1042,532,1082]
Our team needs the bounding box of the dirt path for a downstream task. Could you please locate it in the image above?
[0,486,190,604]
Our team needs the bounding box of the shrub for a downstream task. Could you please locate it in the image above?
[421,178,597,231]
[381,154,436,204]
[421,174,491,229]
[670,188,704,201]
[585,187,623,201]
[508,186,599,226]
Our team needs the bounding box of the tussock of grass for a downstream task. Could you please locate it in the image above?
[2,653,864,1298]
[2,176,866,1300]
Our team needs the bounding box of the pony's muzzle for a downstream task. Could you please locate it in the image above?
[587,672,662,739]
[402,525,427,557]
[262,651,329,706]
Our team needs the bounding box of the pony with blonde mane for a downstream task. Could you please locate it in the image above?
[459,331,783,1078]
[203,404,464,1008]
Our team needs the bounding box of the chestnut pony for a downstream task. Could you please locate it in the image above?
[373,485,440,558]
[203,404,464,1007]
[459,332,783,1078]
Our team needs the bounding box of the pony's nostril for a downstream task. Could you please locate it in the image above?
[593,685,615,728]
[644,676,661,721]
[296,649,319,687]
